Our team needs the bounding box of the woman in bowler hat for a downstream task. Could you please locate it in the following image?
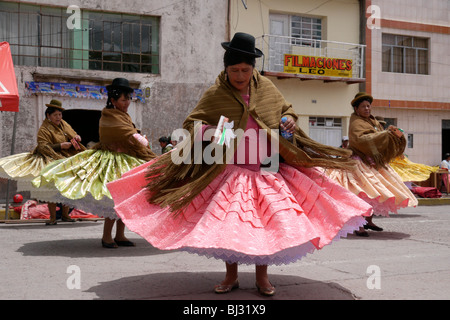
[107,33,373,296]
[0,99,86,224]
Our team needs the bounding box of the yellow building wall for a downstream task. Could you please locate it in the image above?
[228,0,363,137]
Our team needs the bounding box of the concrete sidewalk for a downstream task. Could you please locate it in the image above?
[0,204,449,302]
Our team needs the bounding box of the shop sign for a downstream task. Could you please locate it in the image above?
[283,54,353,78]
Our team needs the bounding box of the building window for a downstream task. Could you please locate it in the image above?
[269,13,323,72]
[383,117,397,128]
[309,117,342,127]
[382,33,428,75]
[407,134,414,148]
[0,2,160,74]
[291,16,322,47]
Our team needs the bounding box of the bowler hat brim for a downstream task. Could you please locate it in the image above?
[351,94,373,107]
[106,84,134,93]
[106,78,134,93]
[221,42,263,58]
[45,104,65,111]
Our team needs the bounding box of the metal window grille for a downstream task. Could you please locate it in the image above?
[382,33,428,75]
[383,117,397,128]
[407,133,414,148]
[291,16,322,48]
[309,117,342,127]
[0,2,160,74]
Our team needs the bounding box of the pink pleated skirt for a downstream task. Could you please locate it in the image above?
[107,162,372,265]
[326,159,418,216]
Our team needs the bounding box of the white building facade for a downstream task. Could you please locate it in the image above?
[366,0,450,165]
[228,0,366,148]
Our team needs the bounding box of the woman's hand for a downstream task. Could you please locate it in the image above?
[73,135,81,142]
[280,116,296,134]
[388,125,403,138]
[60,142,73,150]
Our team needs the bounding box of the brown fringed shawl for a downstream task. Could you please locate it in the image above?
[349,113,406,169]
[145,70,357,212]
[32,119,86,161]
[94,107,156,161]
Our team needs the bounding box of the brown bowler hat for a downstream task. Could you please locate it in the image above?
[351,92,373,107]
[45,99,65,111]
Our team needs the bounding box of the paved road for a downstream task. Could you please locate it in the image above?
[1,204,449,304]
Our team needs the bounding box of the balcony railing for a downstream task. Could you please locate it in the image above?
[256,34,366,83]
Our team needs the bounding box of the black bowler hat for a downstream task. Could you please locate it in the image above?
[106,78,134,93]
[221,32,263,57]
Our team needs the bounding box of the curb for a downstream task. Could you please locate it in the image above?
[417,197,450,206]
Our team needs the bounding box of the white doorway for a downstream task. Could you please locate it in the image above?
[309,117,343,147]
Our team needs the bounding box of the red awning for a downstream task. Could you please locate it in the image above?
[0,42,19,112]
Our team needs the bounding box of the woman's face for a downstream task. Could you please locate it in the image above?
[226,63,253,95]
[112,93,131,113]
[355,100,372,119]
[47,110,63,126]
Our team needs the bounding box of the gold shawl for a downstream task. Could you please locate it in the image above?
[145,70,357,212]
[94,107,156,161]
[31,119,86,161]
[349,112,406,169]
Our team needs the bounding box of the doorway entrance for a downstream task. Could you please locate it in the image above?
[442,120,450,159]
[308,116,343,148]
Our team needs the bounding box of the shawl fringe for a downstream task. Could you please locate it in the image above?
[145,71,358,212]
[349,113,406,169]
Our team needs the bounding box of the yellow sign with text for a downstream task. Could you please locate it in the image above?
[283,54,353,78]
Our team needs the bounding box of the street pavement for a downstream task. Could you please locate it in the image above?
[0,204,449,303]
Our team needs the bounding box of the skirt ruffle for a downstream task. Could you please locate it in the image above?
[31,149,146,219]
[0,152,59,201]
[326,160,418,216]
[108,163,372,265]
[0,152,49,181]
[389,156,439,182]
